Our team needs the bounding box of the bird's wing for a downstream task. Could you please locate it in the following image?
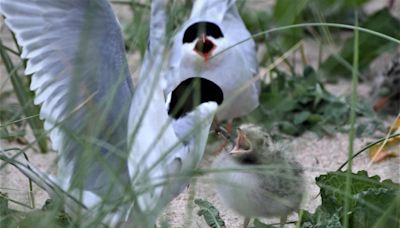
[127,0,217,223]
[128,73,217,215]
[222,2,259,76]
[190,0,236,21]
[127,0,178,215]
[0,0,133,197]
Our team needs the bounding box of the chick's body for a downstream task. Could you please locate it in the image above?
[212,124,304,223]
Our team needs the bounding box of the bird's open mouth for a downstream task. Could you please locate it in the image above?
[193,36,216,60]
[182,21,223,62]
[231,129,253,155]
[168,77,223,119]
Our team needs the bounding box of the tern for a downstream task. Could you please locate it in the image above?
[164,0,260,121]
[127,0,220,225]
[0,0,221,226]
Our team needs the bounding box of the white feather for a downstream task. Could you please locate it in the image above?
[165,0,259,120]
[127,0,218,224]
[0,0,134,219]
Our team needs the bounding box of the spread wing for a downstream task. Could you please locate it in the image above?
[127,0,180,211]
[127,0,217,224]
[0,0,134,197]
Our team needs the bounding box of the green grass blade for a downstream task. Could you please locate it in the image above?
[343,11,359,228]
[0,38,48,153]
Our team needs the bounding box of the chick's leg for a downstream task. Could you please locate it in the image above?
[212,119,235,154]
[280,215,287,228]
[243,217,250,228]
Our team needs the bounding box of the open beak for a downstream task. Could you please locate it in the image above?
[193,34,216,62]
[230,128,252,156]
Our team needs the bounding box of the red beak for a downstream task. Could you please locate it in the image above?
[193,34,216,62]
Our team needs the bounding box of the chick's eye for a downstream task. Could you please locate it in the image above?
[238,135,251,151]
[256,138,264,147]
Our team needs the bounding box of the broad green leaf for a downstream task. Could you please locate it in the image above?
[316,170,398,212]
[301,209,343,228]
[250,219,276,228]
[301,171,400,227]
[352,188,399,227]
[279,121,301,136]
[294,111,311,125]
[194,199,226,228]
[244,67,376,136]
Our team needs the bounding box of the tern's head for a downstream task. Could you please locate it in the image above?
[229,124,272,164]
[182,21,224,62]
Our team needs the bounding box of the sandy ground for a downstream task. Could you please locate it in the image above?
[1,1,399,227]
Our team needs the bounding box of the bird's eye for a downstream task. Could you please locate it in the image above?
[255,138,264,147]
[238,135,252,151]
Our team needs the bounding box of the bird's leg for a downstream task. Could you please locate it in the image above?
[373,96,390,111]
[225,119,233,134]
[388,0,395,8]
[280,215,287,228]
[212,118,235,154]
[243,217,250,228]
[214,135,230,154]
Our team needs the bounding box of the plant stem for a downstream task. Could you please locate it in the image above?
[343,12,359,228]
[111,0,150,9]
[0,37,48,153]
[337,133,400,171]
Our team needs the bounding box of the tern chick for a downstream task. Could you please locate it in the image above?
[212,124,304,228]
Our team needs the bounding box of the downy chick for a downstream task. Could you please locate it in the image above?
[212,124,304,228]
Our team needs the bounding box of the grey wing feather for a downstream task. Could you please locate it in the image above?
[148,0,167,51]
[223,3,258,76]
[0,0,133,197]
[190,0,236,21]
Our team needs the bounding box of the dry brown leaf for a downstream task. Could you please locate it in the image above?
[393,117,400,130]
[369,137,400,163]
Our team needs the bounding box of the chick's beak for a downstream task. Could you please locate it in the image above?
[230,129,252,156]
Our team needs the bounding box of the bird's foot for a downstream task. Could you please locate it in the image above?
[212,120,235,154]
